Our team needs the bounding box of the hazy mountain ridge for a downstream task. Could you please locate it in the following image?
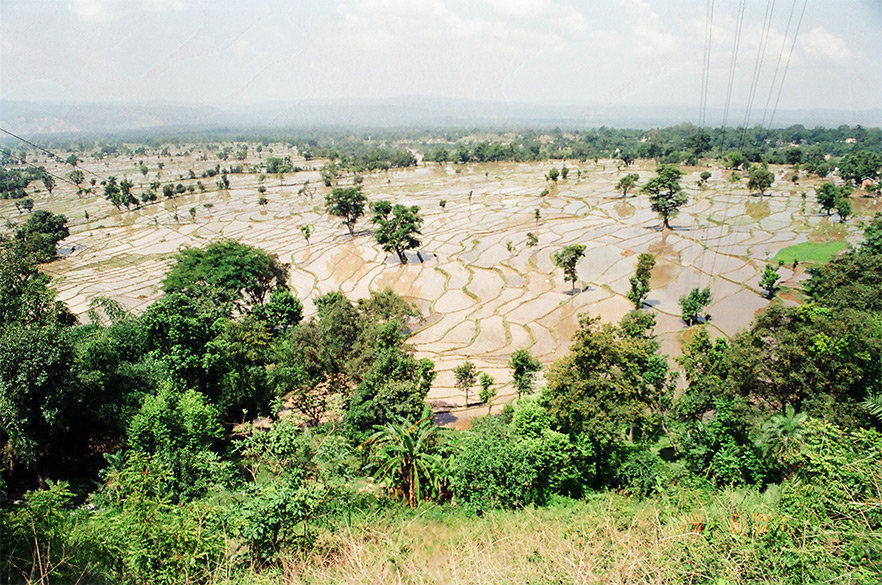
[2,97,879,136]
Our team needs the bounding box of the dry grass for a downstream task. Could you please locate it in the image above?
[236,492,789,585]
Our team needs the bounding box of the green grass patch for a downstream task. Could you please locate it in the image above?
[772,241,850,265]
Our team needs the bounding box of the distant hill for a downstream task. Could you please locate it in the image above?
[1,97,879,135]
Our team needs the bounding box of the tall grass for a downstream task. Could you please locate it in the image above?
[222,486,877,585]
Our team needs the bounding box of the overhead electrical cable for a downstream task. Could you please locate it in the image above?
[760,0,800,130]
[0,148,83,190]
[0,126,106,183]
[721,0,747,128]
[765,0,808,131]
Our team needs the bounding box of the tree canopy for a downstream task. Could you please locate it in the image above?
[641,165,687,230]
[552,244,586,292]
[325,186,367,236]
[371,201,424,264]
[162,240,289,309]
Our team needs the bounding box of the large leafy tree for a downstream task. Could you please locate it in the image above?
[14,209,69,262]
[816,182,850,216]
[674,326,732,423]
[345,321,436,442]
[371,201,424,264]
[0,242,74,328]
[747,166,774,196]
[641,165,687,230]
[162,240,289,309]
[803,254,882,313]
[552,244,586,293]
[0,243,77,482]
[858,213,882,255]
[325,186,367,236]
[727,303,881,426]
[542,315,657,480]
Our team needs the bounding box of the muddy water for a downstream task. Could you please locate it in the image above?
[39,157,878,412]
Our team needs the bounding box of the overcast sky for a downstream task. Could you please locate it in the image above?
[2,0,880,123]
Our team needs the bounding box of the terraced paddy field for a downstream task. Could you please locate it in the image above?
[5,146,878,417]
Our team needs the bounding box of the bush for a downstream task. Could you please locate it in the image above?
[451,417,537,511]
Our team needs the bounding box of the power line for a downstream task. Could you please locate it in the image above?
[739,0,777,148]
[0,147,82,190]
[722,0,746,128]
[766,0,808,131]
[760,0,800,129]
[694,0,715,290]
[0,126,106,182]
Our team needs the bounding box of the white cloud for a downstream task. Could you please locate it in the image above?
[234,39,254,57]
[482,0,586,34]
[68,0,185,23]
[619,0,677,57]
[68,0,116,23]
[800,27,852,63]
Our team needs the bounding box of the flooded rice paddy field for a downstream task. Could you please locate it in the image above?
[6,146,878,410]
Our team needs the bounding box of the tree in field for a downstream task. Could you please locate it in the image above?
[368,417,446,508]
[546,168,559,182]
[835,193,852,223]
[21,198,34,214]
[478,372,496,413]
[325,186,367,236]
[727,151,745,170]
[615,173,639,198]
[678,286,712,326]
[68,169,84,192]
[641,165,687,230]
[748,166,774,196]
[816,182,848,216]
[760,264,781,298]
[371,200,424,264]
[552,244,586,293]
[509,349,541,398]
[699,170,712,185]
[453,360,478,407]
[65,154,78,167]
[104,176,122,208]
[162,240,290,309]
[526,232,538,247]
[119,178,136,209]
[300,224,312,244]
[627,252,656,308]
[41,175,55,194]
[838,150,882,186]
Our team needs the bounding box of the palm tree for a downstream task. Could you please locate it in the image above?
[863,393,882,421]
[367,417,447,508]
[759,405,807,477]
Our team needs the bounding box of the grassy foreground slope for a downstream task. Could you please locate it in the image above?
[243,478,880,585]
